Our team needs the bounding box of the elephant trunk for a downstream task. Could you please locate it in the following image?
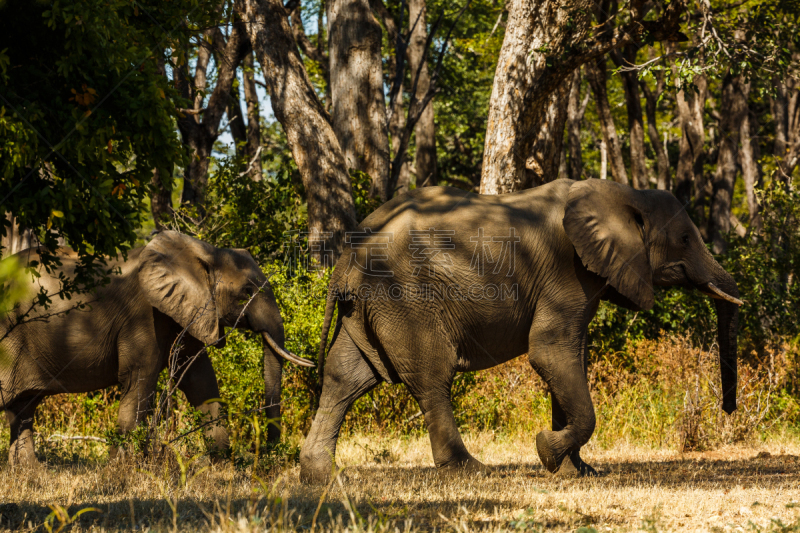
[693,251,740,415]
[262,331,284,443]
[712,269,740,415]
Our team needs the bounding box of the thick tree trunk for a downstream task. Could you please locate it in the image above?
[478,0,686,194]
[710,73,749,254]
[523,83,570,186]
[328,0,390,200]
[640,79,670,190]
[479,0,594,194]
[408,0,437,188]
[612,46,647,189]
[566,68,589,181]
[236,0,357,262]
[586,60,629,185]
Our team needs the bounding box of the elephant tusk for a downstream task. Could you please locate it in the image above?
[705,282,744,306]
[262,331,316,367]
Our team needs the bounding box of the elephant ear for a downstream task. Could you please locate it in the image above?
[138,231,220,344]
[563,179,654,311]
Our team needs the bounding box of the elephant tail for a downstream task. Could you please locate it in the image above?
[316,289,337,389]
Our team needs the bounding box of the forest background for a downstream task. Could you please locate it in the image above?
[1,0,800,467]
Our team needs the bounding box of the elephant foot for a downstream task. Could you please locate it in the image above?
[437,454,494,477]
[554,450,598,478]
[299,450,338,485]
[536,431,597,478]
[536,430,569,473]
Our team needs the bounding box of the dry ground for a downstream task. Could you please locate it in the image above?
[0,432,798,532]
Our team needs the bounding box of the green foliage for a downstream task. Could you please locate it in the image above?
[721,183,800,351]
[0,0,217,292]
[174,153,307,264]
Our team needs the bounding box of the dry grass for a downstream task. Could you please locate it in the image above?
[0,432,798,532]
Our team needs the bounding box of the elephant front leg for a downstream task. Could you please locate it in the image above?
[175,338,230,455]
[550,395,597,477]
[529,321,597,477]
[6,395,43,467]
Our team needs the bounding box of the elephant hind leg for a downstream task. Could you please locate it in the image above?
[411,385,489,474]
[6,395,43,467]
[300,327,380,485]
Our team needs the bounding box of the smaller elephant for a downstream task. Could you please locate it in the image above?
[0,230,312,465]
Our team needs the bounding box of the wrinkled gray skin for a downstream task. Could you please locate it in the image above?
[301,179,741,483]
[0,231,310,466]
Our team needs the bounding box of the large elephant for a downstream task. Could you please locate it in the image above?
[300,178,741,483]
[0,230,312,466]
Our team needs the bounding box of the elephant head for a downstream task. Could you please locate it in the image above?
[137,230,313,368]
[563,179,741,414]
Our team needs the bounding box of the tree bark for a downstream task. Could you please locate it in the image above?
[739,106,761,231]
[408,0,437,188]
[612,46,647,189]
[328,0,390,200]
[478,0,685,194]
[228,82,248,150]
[771,74,800,183]
[674,73,708,220]
[640,78,670,190]
[566,68,589,181]
[236,0,357,262]
[586,60,629,185]
[523,82,570,186]
[176,23,251,209]
[1,214,35,258]
[709,73,749,254]
[242,52,263,180]
[150,168,173,230]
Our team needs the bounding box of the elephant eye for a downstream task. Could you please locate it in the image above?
[681,234,690,245]
[242,286,256,298]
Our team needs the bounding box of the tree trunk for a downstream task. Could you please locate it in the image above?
[228,82,248,150]
[710,73,749,254]
[612,46,647,189]
[389,78,412,192]
[771,74,800,183]
[408,0,437,188]
[479,0,593,194]
[523,82,570,187]
[566,68,589,181]
[740,106,761,231]
[236,0,357,262]
[640,79,670,190]
[176,23,251,210]
[242,52,263,181]
[1,214,35,258]
[586,60,629,185]
[477,0,686,194]
[328,0,390,200]
[150,168,173,230]
[675,74,708,223]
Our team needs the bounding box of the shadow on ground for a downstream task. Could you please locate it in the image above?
[0,451,797,530]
